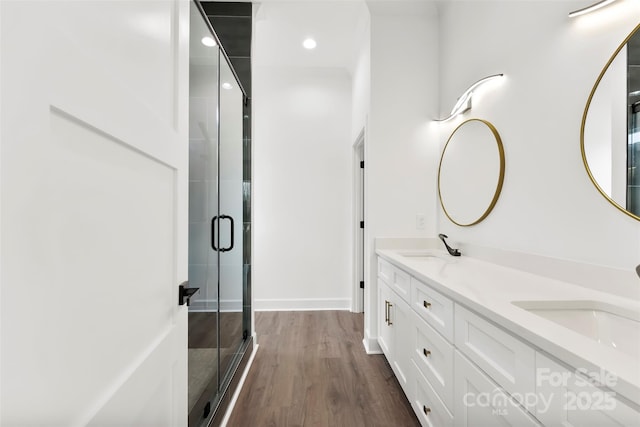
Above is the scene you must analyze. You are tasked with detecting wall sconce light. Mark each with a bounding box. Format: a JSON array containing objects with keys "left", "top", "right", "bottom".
[
  {"left": 435, "top": 74, "right": 504, "bottom": 122},
  {"left": 568, "top": 0, "right": 619, "bottom": 17}
]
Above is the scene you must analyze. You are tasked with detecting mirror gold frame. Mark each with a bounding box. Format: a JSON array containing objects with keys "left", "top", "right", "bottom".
[
  {"left": 580, "top": 22, "right": 640, "bottom": 222},
  {"left": 437, "top": 118, "right": 506, "bottom": 227}
]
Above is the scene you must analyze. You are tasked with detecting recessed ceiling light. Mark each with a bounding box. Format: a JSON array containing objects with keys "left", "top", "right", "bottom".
[
  {"left": 201, "top": 36, "right": 216, "bottom": 47},
  {"left": 222, "top": 82, "right": 233, "bottom": 90},
  {"left": 303, "top": 38, "right": 317, "bottom": 50}
]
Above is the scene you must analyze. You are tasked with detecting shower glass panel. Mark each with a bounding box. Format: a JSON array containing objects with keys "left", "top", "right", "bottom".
[
  {"left": 218, "top": 56, "right": 245, "bottom": 385},
  {"left": 188, "top": 2, "right": 219, "bottom": 422},
  {"left": 188, "top": 1, "right": 252, "bottom": 424},
  {"left": 629, "top": 103, "right": 639, "bottom": 215}
]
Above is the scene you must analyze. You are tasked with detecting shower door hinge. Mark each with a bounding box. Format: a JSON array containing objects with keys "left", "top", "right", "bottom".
[
  {"left": 360, "top": 281, "right": 365, "bottom": 289},
  {"left": 360, "top": 221, "right": 364, "bottom": 229},
  {"left": 360, "top": 161, "right": 364, "bottom": 168}
]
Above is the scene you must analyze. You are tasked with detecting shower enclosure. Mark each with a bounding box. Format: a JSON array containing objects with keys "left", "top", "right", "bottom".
[
  {"left": 629, "top": 102, "right": 639, "bottom": 215},
  {"left": 187, "top": 2, "right": 252, "bottom": 425}
]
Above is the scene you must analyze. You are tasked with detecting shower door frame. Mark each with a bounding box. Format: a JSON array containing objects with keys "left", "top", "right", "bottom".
[{"left": 188, "top": 1, "right": 252, "bottom": 426}]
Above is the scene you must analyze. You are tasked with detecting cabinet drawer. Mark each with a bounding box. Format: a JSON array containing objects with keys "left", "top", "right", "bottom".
[
  {"left": 378, "top": 257, "right": 393, "bottom": 285},
  {"left": 412, "top": 311, "right": 454, "bottom": 412},
  {"left": 455, "top": 351, "right": 541, "bottom": 427},
  {"left": 411, "top": 277, "right": 454, "bottom": 342},
  {"left": 535, "top": 353, "right": 640, "bottom": 427},
  {"left": 455, "top": 304, "right": 535, "bottom": 407},
  {"left": 412, "top": 360, "right": 453, "bottom": 427},
  {"left": 378, "top": 257, "right": 410, "bottom": 302}
]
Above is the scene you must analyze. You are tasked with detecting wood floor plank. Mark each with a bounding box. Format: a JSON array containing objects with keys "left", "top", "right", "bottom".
[{"left": 226, "top": 311, "right": 419, "bottom": 426}]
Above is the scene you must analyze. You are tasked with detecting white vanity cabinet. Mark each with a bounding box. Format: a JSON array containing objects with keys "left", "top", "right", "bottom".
[
  {"left": 455, "top": 304, "right": 536, "bottom": 409},
  {"left": 411, "top": 277, "right": 454, "bottom": 342},
  {"left": 379, "top": 257, "right": 411, "bottom": 302},
  {"left": 376, "top": 254, "right": 640, "bottom": 427},
  {"left": 410, "top": 276, "right": 455, "bottom": 419},
  {"left": 378, "top": 279, "right": 393, "bottom": 357},
  {"left": 377, "top": 277, "right": 412, "bottom": 396},
  {"left": 378, "top": 258, "right": 457, "bottom": 426},
  {"left": 412, "top": 360, "right": 454, "bottom": 427},
  {"left": 535, "top": 353, "right": 640, "bottom": 427},
  {"left": 454, "top": 351, "right": 541, "bottom": 426},
  {"left": 411, "top": 309, "right": 454, "bottom": 411}
]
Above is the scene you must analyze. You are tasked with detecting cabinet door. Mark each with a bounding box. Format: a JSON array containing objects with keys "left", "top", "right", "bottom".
[
  {"left": 536, "top": 353, "right": 640, "bottom": 427},
  {"left": 454, "top": 351, "right": 541, "bottom": 427},
  {"left": 455, "top": 304, "right": 535, "bottom": 408},
  {"left": 390, "top": 291, "right": 412, "bottom": 396},
  {"left": 378, "top": 280, "right": 394, "bottom": 360}
]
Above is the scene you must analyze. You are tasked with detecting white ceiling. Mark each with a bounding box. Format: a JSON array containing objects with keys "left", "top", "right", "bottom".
[{"left": 253, "top": 0, "right": 369, "bottom": 72}]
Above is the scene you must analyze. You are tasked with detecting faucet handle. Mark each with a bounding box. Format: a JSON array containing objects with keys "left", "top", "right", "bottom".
[{"left": 438, "top": 233, "right": 461, "bottom": 257}]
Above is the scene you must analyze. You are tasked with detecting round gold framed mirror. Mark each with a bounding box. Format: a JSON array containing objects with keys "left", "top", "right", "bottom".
[
  {"left": 581, "top": 22, "right": 640, "bottom": 221},
  {"left": 438, "top": 118, "right": 505, "bottom": 226}
]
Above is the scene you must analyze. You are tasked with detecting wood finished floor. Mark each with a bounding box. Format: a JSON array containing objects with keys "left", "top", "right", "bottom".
[
  {"left": 188, "top": 311, "right": 243, "bottom": 349},
  {"left": 226, "top": 311, "right": 419, "bottom": 426}
]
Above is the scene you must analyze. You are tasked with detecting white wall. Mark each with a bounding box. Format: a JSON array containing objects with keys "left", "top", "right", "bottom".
[
  {"left": 253, "top": 0, "right": 640, "bottom": 326},
  {"left": 253, "top": 66, "right": 353, "bottom": 310},
  {"left": 351, "top": 8, "right": 371, "bottom": 140},
  {"left": 435, "top": 1, "right": 640, "bottom": 293},
  {"left": 361, "top": 2, "right": 440, "bottom": 348}
]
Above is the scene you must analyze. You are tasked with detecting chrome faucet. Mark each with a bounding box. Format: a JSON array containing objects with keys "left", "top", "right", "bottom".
[{"left": 438, "top": 234, "right": 461, "bottom": 257}]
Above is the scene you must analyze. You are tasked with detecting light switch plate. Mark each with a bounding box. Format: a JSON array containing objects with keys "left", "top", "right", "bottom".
[{"left": 416, "top": 214, "right": 426, "bottom": 230}]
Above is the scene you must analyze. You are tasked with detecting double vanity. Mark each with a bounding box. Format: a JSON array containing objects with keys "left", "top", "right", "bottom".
[
  {"left": 376, "top": 248, "right": 640, "bottom": 426},
  {"left": 377, "top": 19, "right": 640, "bottom": 427}
]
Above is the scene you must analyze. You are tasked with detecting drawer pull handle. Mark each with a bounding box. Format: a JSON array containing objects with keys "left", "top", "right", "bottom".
[
  {"left": 387, "top": 303, "right": 393, "bottom": 325},
  {"left": 423, "top": 300, "right": 431, "bottom": 309},
  {"left": 423, "top": 348, "right": 431, "bottom": 358},
  {"left": 423, "top": 405, "right": 431, "bottom": 415}
]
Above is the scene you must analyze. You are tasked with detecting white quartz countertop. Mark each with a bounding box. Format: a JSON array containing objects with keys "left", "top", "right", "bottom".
[{"left": 376, "top": 248, "right": 640, "bottom": 403}]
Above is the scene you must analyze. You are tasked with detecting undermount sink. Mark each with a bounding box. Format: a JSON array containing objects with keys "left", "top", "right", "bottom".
[
  {"left": 396, "top": 251, "right": 445, "bottom": 262},
  {"left": 512, "top": 300, "right": 640, "bottom": 358}
]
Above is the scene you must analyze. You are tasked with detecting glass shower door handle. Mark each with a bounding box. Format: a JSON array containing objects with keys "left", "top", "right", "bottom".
[
  {"left": 219, "top": 215, "right": 234, "bottom": 252},
  {"left": 211, "top": 216, "right": 219, "bottom": 251}
]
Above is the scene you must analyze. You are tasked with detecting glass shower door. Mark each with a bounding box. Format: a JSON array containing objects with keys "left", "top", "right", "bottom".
[
  {"left": 629, "top": 102, "right": 639, "bottom": 216},
  {"left": 217, "top": 56, "right": 245, "bottom": 384},
  {"left": 187, "top": 2, "right": 219, "bottom": 423},
  {"left": 187, "top": 2, "right": 251, "bottom": 424}
]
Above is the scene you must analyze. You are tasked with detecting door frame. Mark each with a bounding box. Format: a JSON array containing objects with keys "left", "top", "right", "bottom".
[{"left": 351, "top": 128, "right": 365, "bottom": 313}]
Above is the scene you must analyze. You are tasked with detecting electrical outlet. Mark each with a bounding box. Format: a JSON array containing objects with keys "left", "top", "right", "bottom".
[{"left": 416, "top": 214, "right": 426, "bottom": 230}]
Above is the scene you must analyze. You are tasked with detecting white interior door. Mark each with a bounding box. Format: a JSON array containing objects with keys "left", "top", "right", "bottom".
[{"left": 0, "top": 1, "right": 189, "bottom": 425}]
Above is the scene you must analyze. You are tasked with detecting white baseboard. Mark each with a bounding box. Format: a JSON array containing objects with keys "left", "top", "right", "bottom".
[
  {"left": 219, "top": 343, "right": 259, "bottom": 427},
  {"left": 362, "top": 336, "right": 382, "bottom": 354},
  {"left": 255, "top": 298, "right": 351, "bottom": 311}
]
